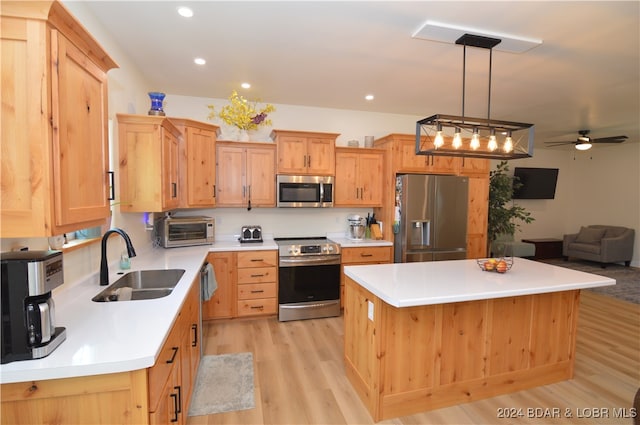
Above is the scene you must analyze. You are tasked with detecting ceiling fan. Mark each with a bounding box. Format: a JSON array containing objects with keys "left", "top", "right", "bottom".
[{"left": 545, "top": 130, "right": 628, "bottom": 151}]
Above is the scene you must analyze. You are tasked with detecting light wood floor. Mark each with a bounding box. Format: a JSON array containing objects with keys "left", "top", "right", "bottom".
[{"left": 188, "top": 291, "right": 639, "bottom": 425}]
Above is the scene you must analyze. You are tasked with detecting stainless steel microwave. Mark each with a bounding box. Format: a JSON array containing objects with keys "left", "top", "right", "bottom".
[
  {"left": 277, "top": 175, "right": 333, "bottom": 208},
  {"left": 155, "top": 215, "right": 215, "bottom": 248}
]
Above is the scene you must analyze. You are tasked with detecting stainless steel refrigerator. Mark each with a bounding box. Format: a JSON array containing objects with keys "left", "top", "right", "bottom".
[{"left": 394, "top": 174, "right": 468, "bottom": 263}]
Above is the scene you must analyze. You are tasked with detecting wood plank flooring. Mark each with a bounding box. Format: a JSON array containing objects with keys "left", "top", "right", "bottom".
[{"left": 187, "top": 291, "right": 639, "bottom": 424}]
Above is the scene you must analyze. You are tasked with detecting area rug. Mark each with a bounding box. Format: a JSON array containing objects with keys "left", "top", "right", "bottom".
[
  {"left": 540, "top": 258, "right": 640, "bottom": 304},
  {"left": 188, "top": 352, "right": 255, "bottom": 417}
]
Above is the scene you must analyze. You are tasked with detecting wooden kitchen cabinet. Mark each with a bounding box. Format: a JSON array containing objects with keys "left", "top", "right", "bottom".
[
  {"left": 171, "top": 118, "right": 220, "bottom": 208},
  {"left": 399, "top": 135, "right": 461, "bottom": 173},
  {"left": 216, "top": 142, "right": 276, "bottom": 208},
  {"left": 237, "top": 251, "right": 278, "bottom": 317},
  {"left": 340, "top": 245, "right": 392, "bottom": 308},
  {"left": 334, "top": 147, "right": 384, "bottom": 207},
  {"left": 459, "top": 157, "right": 490, "bottom": 177},
  {"left": 202, "top": 252, "right": 236, "bottom": 319},
  {"left": 117, "top": 114, "right": 181, "bottom": 212},
  {"left": 203, "top": 250, "right": 278, "bottom": 320},
  {"left": 271, "top": 129, "right": 339, "bottom": 175},
  {"left": 0, "top": 1, "right": 118, "bottom": 237},
  {"left": 467, "top": 176, "right": 489, "bottom": 258}
]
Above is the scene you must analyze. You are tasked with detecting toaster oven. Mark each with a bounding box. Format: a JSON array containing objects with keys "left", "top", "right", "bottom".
[{"left": 156, "top": 216, "right": 215, "bottom": 248}]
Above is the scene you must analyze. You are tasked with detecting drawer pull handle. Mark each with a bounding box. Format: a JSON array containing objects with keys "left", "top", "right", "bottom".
[
  {"left": 191, "top": 324, "right": 198, "bottom": 347},
  {"left": 170, "top": 393, "right": 179, "bottom": 422},
  {"left": 250, "top": 259, "right": 264, "bottom": 262},
  {"left": 250, "top": 290, "right": 264, "bottom": 294},
  {"left": 360, "top": 253, "right": 373, "bottom": 257},
  {"left": 250, "top": 274, "right": 265, "bottom": 278},
  {"left": 250, "top": 305, "right": 264, "bottom": 309},
  {"left": 166, "top": 346, "right": 179, "bottom": 364}
]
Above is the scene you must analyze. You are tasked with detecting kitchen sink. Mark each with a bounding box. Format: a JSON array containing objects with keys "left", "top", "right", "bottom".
[{"left": 92, "top": 269, "right": 185, "bottom": 302}]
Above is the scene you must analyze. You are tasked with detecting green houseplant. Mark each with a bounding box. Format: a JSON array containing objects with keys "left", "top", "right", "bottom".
[{"left": 487, "top": 161, "right": 534, "bottom": 255}]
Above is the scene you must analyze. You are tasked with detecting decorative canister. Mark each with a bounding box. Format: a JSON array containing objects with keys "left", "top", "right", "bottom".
[{"left": 148, "top": 92, "right": 166, "bottom": 116}]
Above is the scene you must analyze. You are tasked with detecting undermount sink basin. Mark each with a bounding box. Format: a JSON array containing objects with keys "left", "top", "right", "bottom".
[{"left": 92, "top": 269, "right": 185, "bottom": 302}]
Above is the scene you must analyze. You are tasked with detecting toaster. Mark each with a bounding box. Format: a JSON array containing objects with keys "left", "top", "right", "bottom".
[{"left": 239, "top": 225, "right": 263, "bottom": 243}]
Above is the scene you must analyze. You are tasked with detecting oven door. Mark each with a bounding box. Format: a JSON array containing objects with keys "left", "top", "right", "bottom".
[{"left": 278, "top": 256, "right": 340, "bottom": 304}]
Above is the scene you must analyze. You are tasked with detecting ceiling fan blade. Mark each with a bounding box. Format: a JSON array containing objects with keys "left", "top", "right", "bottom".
[
  {"left": 592, "top": 135, "right": 628, "bottom": 143},
  {"left": 544, "top": 141, "right": 575, "bottom": 146}
]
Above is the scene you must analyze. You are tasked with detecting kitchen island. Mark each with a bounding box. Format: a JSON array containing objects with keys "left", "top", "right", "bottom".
[{"left": 343, "top": 258, "right": 615, "bottom": 421}]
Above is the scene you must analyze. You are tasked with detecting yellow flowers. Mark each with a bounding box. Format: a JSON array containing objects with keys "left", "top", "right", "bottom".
[{"left": 208, "top": 91, "right": 275, "bottom": 131}]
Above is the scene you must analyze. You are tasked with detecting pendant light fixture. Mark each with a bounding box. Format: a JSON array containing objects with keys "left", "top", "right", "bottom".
[{"left": 416, "top": 33, "right": 534, "bottom": 160}]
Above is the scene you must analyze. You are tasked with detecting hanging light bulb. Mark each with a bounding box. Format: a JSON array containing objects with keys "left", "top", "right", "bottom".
[
  {"left": 503, "top": 132, "right": 513, "bottom": 153},
  {"left": 488, "top": 129, "right": 498, "bottom": 151},
  {"left": 434, "top": 123, "right": 444, "bottom": 148},
  {"left": 452, "top": 127, "right": 462, "bottom": 149},
  {"left": 470, "top": 128, "right": 480, "bottom": 150}
]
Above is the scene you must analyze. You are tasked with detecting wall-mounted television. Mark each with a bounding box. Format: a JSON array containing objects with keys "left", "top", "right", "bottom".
[{"left": 512, "top": 167, "right": 559, "bottom": 199}]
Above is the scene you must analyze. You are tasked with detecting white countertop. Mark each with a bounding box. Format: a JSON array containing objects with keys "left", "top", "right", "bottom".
[
  {"left": 344, "top": 258, "right": 616, "bottom": 308},
  {"left": 327, "top": 234, "right": 393, "bottom": 248},
  {"left": 0, "top": 237, "right": 279, "bottom": 384}
]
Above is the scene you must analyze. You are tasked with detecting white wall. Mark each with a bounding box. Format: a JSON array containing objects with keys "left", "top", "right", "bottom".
[{"left": 491, "top": 142, "right": 640, "bottom": 266}]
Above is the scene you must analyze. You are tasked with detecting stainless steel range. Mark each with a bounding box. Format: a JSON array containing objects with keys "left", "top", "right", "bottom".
[{"left": 275, "top": 237, "right": 341, "bottom": 322}]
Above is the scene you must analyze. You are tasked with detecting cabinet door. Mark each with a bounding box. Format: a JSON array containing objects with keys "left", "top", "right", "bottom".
[
  {"left": 277, "top": 136, "right": 307, "bottom": 174},
  {"left": 0, "top": 18, "right": 50, "bottom": 236},
  {"left": 306, "top": 138, "right": 335, "bottom": 175},
  {"left": 399, "top": 139, "right": 430, "bottom": 171},
  {"left": 216, "top": 145, "right": 245, "bottom": 206},
  {"left": 358, "top": 152, "right": 383, "bottom": 205},
  {"left": 334, "top": 152, "right": 359, "bottom": 205},
  {"left": 202, "top": 252, "right": 236, "bottom": 319},
  {"left": 246, "top": 146, "right": 276, "bottom": 207},
  {"left": 150, "top": 364, "right": 182, "bottom": 425},
  {"left": 162, "top": 129, "right": 180, "bottom": 210},
  {"left": 52, "top": 32, "right": 111, "bottom": 226},
  {"left": 184, "top": 127, "right": 216, "bottom": 207},
  {"left": 467, "top": 177, "right": 489, "bottom": 258}
]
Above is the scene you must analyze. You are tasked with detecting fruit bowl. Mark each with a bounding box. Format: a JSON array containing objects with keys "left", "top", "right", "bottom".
[{"left": 476, "top": 258, "right": 513, "bottom": 273}]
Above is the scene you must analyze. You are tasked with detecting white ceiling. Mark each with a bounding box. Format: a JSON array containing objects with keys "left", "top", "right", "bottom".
[{"left": 81, "top": 1, "right": 639, "bottom": 149}]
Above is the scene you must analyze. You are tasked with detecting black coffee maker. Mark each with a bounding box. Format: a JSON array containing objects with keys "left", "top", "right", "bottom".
[{"left": 1, "top": 250, "right": 67, "bottom": 364}]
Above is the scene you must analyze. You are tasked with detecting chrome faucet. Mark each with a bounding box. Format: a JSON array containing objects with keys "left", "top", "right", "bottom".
[{"left": 100, "top": 228, "right": 137, "bottom": 286}]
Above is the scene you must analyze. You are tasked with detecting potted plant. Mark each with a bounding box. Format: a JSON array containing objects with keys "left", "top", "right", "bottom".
[{"left": 487, "top": 161, "right": 534, "bottom": 255}]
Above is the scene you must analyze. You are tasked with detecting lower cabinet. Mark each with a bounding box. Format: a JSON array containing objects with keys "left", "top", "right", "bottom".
[
  {"left": 202, "top": 250, "right": 278, "bottom": 320},
  {"left": 340, "top": 246, "right": 392, "bottom": 308},
  {"left": 148, "top": 276, "right": 201, "bottom": 425},
  {"left": 0, "top": 276, "right": 201, "bottom": 425}
]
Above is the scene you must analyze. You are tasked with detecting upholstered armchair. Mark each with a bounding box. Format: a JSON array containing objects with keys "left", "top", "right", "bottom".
[{"left": 563, "top": 225, "right": 635, "bottom": 267}]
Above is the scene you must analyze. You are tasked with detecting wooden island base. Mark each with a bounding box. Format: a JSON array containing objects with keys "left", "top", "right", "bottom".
[{"left": 343, "top": 276, "right": 581, "bottom": 421}]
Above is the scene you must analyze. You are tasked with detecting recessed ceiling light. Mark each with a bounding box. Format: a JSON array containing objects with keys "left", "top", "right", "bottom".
[
  {"left": 194, "top": 57, "right": 206, "bottom": 65},
  {"left": 177, "top": 6, "right": 194, "bottom": 18},
  {"left": 241, "top": 82, "right": 251, "bottom": 89},
  {"left": 365, "top": 94, "right": 374, "bottom": 101}
]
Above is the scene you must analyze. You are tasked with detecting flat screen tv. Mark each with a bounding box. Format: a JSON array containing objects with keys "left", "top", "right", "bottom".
[{"left": 512, "top": 167, "right": 559, "bottom": 199}]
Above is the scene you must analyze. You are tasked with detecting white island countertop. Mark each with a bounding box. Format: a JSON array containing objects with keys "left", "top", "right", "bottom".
[{"left": 344, "top": 258, "right": 615, "bottom": 308}]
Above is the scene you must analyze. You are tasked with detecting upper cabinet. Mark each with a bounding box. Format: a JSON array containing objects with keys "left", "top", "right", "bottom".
[
  {"left": 271, "top": 130, "right": 339, "bottom": 176},
  {"left": 0, "top": 1, "right": 118, "bottom": 237},
  {"left": 170, "top": 118, "right": 220, "bottom": 208},
  {"left": 216, "top": 142, "right": 276, "bottom": 208},
  {"left": 397, "top": 135, "right": 461, "bottom": 174},
  {"left": 334, "top": 147, "right": 384, "bottom": 207},
  {"left": 117, "top": 114, "right": 181, "bottom": 212}
]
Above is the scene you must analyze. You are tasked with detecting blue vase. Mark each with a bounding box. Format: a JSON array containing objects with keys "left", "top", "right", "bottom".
[{"left": 148, "top": 92, "right": 166, "bottom": 116}]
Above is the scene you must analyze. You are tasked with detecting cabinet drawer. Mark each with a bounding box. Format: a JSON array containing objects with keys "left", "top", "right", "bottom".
[
  {"left": 237, "top": 298, "right": 277, "bottom": 316},
  {"left": 237, "top": 250, "right": 277, "bottom": 268},
  {"left": 238, "top": 282, "right": 277, "bottom": 300},
  {"left": 148, "top": 321, "right": 181, "bottom": 412},
  {"left": 342, "top": 246, "right": 392, "bottom": 264},
  {"left": 237, "top": 266, "right": 277, "bottom": 284}
]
